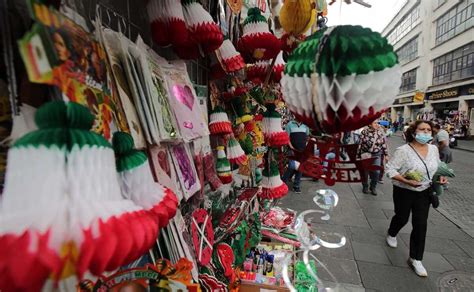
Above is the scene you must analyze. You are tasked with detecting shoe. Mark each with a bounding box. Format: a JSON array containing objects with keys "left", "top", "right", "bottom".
[
  {"left": 408, "top": 258, "right": 428, "bottom": 277},
  {"left": 293, "top": 188, "right": 302, "bottom": 194},
  {"left": 378, "top": 180, "right": 384, "bottom": 184},
  {"left": 370, "top": 188, "right": 378, "bottom": 196},
  {"left": 362, "top": 186, "right": 369, "bottom": 194},
  {"left": 386, "top": 235, "right": 397, "bottom": 248}
]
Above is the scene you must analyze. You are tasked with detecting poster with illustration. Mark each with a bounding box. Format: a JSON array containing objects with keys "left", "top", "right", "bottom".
[
  {"left": 18, "top": 1, "right": 129, "bottom": 140},
  {"left": 161, "top": 61, "right": 209, "bottom": 142},
  {"left": 148, "top": 145, "right": 182, "bottom": 201},
  {"left": 101, "top": 28, "right": 146, "bottom": 148},
  {"left": 170, "top": 143, "right": 201, "bottom": 201}
]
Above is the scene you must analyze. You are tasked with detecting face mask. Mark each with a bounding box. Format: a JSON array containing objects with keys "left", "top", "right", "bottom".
[{"left": 415, "top": 133, "right": 432, "bottom": 144}]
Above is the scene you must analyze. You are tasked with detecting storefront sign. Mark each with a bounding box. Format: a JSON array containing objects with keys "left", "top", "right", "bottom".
[
  {"left": 427, "top": 84, "right": 474, "bottom": 100},
  {"left": 393, "top": 96, "right": 413, "bottom": 105},
  {"left": 414, "top": 91, "right": 425, "bottom": 103}
]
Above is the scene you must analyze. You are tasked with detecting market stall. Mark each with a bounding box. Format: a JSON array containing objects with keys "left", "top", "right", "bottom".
[{"left": 0, "top": 0, "right": 400, "bottom": 291}]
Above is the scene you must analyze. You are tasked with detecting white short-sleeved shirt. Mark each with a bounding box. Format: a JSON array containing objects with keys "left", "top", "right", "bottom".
[{"left": 385, "top": 144, "right": 440, "bottom": 192}]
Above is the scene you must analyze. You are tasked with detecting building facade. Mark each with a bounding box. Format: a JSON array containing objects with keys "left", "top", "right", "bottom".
[{"left": 383, "top": 0, "right": 474, "bottom": 136}]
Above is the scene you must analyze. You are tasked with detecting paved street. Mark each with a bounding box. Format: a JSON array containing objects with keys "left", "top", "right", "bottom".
[{"left": 279, "top": 136, "right": 474, "bottom": 291}]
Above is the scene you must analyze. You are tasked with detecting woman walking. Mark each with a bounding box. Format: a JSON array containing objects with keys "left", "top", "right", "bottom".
[
  {"left": 358, "top": 119, "right": 389, "bottom": 195},
  {"left": 385, "top": 120, "right": 448, "bottom": 277}
]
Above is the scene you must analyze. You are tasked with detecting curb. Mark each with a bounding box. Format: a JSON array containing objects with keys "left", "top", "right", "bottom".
[{"left": 454, "top": 146, "right": 474, "bottom": 153}]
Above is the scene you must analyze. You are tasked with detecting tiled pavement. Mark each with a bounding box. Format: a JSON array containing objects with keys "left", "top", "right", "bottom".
[{"left": 278, "top": 139, "right": 474, "bottom": 291}]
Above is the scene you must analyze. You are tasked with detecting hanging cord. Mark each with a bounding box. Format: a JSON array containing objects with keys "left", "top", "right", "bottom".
[{"left": 0, "top": 0, "right": 19, "bottom": 115}]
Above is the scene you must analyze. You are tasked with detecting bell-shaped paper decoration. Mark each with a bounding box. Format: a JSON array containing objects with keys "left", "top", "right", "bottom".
[
  {"left": 279, "top": 0, "right": 316, "bottom": 36},
  {"left": 210, "top": 55, "right": 226, "bottom": 80},
  {"left": 246, "top": 60, "right": 269, "bottom": 84},
  {"left": 238, "top": 7, "right": 281, "bottom": 61},
  {"left": 280, "top": 33, "right": 306, "bottom": 53},
  {"left": 113, "top": 132, "right": 178, "bottom": 229},
  {"left": 281, "top": 25, "right": 401, "bottom": 133},
  {"left": 217, "top": 38, "right": 245, "bottom": 73},
  {"left": 260, "top": 160, "right": 288, "bottom": 199},
  {"left": 216, "top": 146, "right": 232, "bottom": 184},
  {"left": 0, "top": 102, "right": 159, "bottom": 291},
  {"left": 209, "top": 106, "right": 233, "bottom": 135},
  {"left": 147, "top": 0, "right": 170, "bottom": 46},
  {"left": 262, "top": 104, "right": 289, "bottom": 147},
  {"left": 226, "top": 136, "right": 247, "bottom": 165},
  {"left": 148, "top": 0, "right": 189, "bottom": 47},
  {"left": 273, "top": 51, "right": 286, "bottom": 83},
  {"left": 182, "top": 0, "right": 224, "bottom": 55}
]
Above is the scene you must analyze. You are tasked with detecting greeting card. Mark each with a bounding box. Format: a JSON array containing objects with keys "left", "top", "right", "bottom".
[
  {"left": 148, "top": 145, "right": 183, "bottom": 202},
  {"left": 161, "top": 60, "right": 209, "bottom": 142},
  {"left": 170, "top": 143, "right": 201, "bottom": 200}
]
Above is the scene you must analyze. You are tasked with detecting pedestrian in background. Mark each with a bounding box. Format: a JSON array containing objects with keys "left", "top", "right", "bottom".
[
  {"left": 433, "top": 124, "right": 453, "bottom": 164},
  {"left": 358, "top": 119, "right": 389, "bottom": 195},
  {"left": 282, "top": 120, "right": 309, "bottom": 194},
  {"left": 385, "top": 120, "right": 448, "bottom": 277}
]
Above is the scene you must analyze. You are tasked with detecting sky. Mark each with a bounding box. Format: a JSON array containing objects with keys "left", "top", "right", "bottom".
[{"left": 325, "top": 0, "right": 408, "bottom": 32}]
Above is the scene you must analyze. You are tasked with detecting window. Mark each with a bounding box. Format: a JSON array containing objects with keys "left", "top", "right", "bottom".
[
  {"left": 436, "top": 0, "right": 447, "bottom": 9},
  {"left": 387, "top": 4, "right": 421, "bottom": 45},
  {"left": 435, "top": 0, "right": 474, "bottom": 45},
  {"left": 396, "top": 36, "right": 419, "bottom": 64},
  {"left": 432, "top": 42, "right": 474, "bottom": 85},
  {"left": 400, "top": 68, "right": 417, "bottom": 93}
]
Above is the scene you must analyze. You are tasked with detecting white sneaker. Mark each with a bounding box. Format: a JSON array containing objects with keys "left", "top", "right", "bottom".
[
  {"left": 386, "top": 235, "right": 397, "bottom": 248},
  {"left": 408, "top": 258, "right": 428, "bottom": 277}
]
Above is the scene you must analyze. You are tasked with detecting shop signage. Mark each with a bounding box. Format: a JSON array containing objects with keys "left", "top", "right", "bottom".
[
  {"left": 427, "top": 84, "right": 474, "bottom": 100},
  {"left": 393, "top": 96, "right": 413, "bottom": 105},
  {"left": 414, "top": 91, "right": 425, "bottom": 103}
]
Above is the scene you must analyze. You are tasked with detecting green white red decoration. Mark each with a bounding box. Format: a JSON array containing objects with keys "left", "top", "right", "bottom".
[
  {"left": 209, "top": 106, "right": 233, "bottom": 135},
  {"left": 0, "top": 101, "right": 159, "bottom": 291},
  {"left": 238, "top": 7, "right": 281, "bottom": 61},
  {"left": 260, "top": 160, "right": 288, "bottom": 199},
  {"left": 216, "top": 146, "right": 232, "bottom": 184},
  {"left": 217, "top": 38, "right": 245, "bottom": 73},
  {"left": 182, "top": 0, "right": 223, "bottom": 55},
  {"left": 147, "top": 0, "right": 188, "bottom": 47},
  {"left": 246, "top": 60, "right": 269, "bottom": 84},
  {"left": 281, "top": 25, "right": 401, "bottom": 133},
  {"left": 273, "top": 51, "right": 285, "bottom": 83},
  {"left": 262, "top": 104, "right": 289, "bottom": 147},
  {"left": 113, "top": 132, "right": 179, "bottom": 229},
  {"left": 226, "top": 136, "right": 247, "bottom": 165}
]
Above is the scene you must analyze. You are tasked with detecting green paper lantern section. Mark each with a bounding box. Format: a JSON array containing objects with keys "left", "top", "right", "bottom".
[{"left": 281, "top": 25, "right": 401, "bottom": 133}]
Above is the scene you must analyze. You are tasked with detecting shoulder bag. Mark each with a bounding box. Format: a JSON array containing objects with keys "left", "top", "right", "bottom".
[{"left": 408, "top": 144, "right": 439, "bottom": 208}]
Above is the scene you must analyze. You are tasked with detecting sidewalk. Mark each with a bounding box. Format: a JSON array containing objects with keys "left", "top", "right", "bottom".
[{"left": 279, "top": 179, "right": 474, "bottom": 291}]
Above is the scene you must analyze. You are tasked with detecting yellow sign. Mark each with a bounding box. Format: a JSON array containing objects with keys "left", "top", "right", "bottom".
[{"left": 414, "top": 91, "right": 425, "bottom": 103}]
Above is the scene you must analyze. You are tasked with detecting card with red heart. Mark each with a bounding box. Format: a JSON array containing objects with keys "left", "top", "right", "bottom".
[{"left": 148, "top": 145, "right": 182, "bottom": 201}]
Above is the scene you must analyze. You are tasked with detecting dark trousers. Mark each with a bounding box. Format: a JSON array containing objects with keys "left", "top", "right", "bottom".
[
  {"left": 282, "top": 160, "right": 302, "bottom": 189},
  {"left": 362, "top": 153, "right": 382, "bottom": 189},
  {"left": 388, "top": 185, "right": 431, "bottom": 260}
]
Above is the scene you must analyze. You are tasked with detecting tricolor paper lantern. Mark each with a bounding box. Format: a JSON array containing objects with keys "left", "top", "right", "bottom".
[
  {"left": 260, "top": 161, "right": 288, "bottom": 199},
  {"left": 0, "top": 101, "right": 159, "bottom": 291},
  {"left": 246, "top": 60, "right": 269, "bottom": 84},
  {"left": 281, "top": 25, "right": 401, "bottom": 133},
  {"left": 182, "top": 0, "right": 223, "bottom": 54},
  {"left": 262, "top": 104, "right": 289, "bottom": 147},
  {"left": 273, "top": 51, "right": 286, "bottom": 83},
  {"left": 226, "top": 136, "right": 247, "bottom": 165},
  {"left": 237, "top": 7, "right": 281, "bottom": 61},
  {"left": 209, "top": 106, "right": 233, "bottom": 135},
  {"left": 148, "top": 0, "right": 189, "bottom": 46},
  {"left": 113, "top": 132, "right": 178, "bottom": 229},
  {"left": 216, "top": 146, "right": 232, "bottom": 184},
  {"left": 216, "top": 39, "right": 245, "bottom": 73}
]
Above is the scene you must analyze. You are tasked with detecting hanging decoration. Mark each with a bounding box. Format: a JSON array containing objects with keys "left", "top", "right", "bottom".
[
  {"left": 191, "top": 208, "right": 214, "bottom": 266},
  {"left": 216, "top": 38, "right": 246, "bottom": 73},
  {"left": 279, "top": 0, "right": 316, "bottom": 53},
  {"left": 216, "top": 146, "right": 233, "bottom": 184},
  {"left": 246, "top": 60, "right": 269, "bottom": 84},
  {"left": 182, "top": 0, "right": 224, "bottom": 55},
  {"left": 226, "top": 136, "right": 247, "bottom": 165},
  {"left": 113, "top": 132, "right": 179, "bottom": 229},
  {"left": 273, "top": 51, "right": 286, "bottom": 83},
  {"left": 260, "top": 160, "right": 288, "bottom": 200},
  {"left": 281, "top": 25, "right": 401, "bottom": 133},
  {"left": 262, "top": 104, "right": 289, "bottom": 147},
  {"left": 209, "top": 106, "right": 233, "bottom": 135},
  {"left": 0, "top": 101, "right": 160, "bottom": 291},
  {"left": 237, "top": 7, "right": 281, "bottom": 61},
  {"left": 147, "top": 0, "right": 189, "bottom": 47}
]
